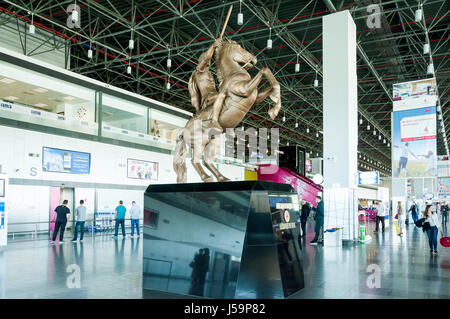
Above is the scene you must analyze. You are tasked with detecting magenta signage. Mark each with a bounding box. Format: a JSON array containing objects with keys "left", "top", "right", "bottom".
[
  {"left": 257, "top": 164, "right": 322, "bottom": 205},
  {"left": 50, "top": 187, "right": 60, "bottom": 232}
]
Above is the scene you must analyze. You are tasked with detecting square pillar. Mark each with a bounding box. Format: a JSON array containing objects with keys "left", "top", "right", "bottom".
[
  {"left": 322, "top": 11, "right": 358, "bottom": 241},
  {"left": 323, "top": 10, "right": 358, "bottom": 189}
]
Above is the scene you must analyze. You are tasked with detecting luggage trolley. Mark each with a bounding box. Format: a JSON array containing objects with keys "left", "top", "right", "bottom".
[{"left": 93, "top": 212, "right": 115, "bottom": 234}]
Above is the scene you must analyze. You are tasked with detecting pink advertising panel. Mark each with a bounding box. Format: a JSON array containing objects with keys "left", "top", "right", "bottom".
[
  {"left": 50, "top": 187, "right": 60, "bottom": 232},
  {"left": 257, "top": 164, "right": 322, "bottom": 205}
]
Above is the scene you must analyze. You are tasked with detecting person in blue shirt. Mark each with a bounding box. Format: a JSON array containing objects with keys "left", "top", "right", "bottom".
[
  {"left": 113, "top": 200, "right": 127, "bottom": 238},
  {"left": 408, "top": 201, "right": 419, "bottom": 223}
]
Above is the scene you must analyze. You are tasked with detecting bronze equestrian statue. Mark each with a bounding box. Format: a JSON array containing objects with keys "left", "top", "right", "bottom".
[{"left": 173, "top": 8, "right": 281, "bottom": 183}]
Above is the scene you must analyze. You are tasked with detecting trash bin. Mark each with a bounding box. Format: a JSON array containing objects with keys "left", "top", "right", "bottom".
[
  {"left": 324, "top": 228, "right": 342, "bottom": 247},
  {"left": 359, "top": 224, "right": 366, "bottom": 243}
]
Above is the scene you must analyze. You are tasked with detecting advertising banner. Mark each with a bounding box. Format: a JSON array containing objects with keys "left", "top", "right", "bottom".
[
  {"left": 127, "top": 159, "right": 158, "bottom": 181},
  {"left": 305, "top": 160, "right": 312, "bottom": 173},
  {"left": 392, "top": 78, "right": 437, "bottom": 179},
  {"left": 437, "top": 160, "right": 450, "bottom": 177},
  {"left": 393, "top": 78, "right": 437, "bottom": 110},
  {"left": 42, "top": 147, "right": 91, "bottom": 174},
  {"left": 392, "top": 106, "right": 437, "bottom": 178},
  {"left": 438, "top": 177, "right": 450, "bottom": 197}
]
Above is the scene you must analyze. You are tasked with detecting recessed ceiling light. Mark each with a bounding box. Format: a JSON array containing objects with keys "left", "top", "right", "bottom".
[
  {"left": 63, "top": 96, "right": 75, "bottom": 101},
  {"left": 34, "top": 103, "right": 48, "bottom": 107},
  {"left": 33, "top": 88, "right": 48, "bottom": 93},
  {"left": 4, "top": 96, "right": 19, "bottom": 101},
  {"left": 0, "top": 78, "right": 16, "bottom": 84}
]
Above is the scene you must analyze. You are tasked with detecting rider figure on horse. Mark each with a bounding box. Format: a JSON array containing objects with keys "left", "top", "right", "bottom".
[{"left": 188, "top": 38, "right": 224, "bottom": 131}]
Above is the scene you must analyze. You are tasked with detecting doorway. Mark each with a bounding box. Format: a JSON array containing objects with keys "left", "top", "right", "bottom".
[{"left": 49, "top": 187, "right": 75, "bottom": 234}]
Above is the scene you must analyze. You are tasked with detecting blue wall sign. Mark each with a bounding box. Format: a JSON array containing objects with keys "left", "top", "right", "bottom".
[
  {"left": 0, "top": 202, "right": 5, "bottom": 229},
  {"left": 358, "top": 171, "right": 380, "bottom": 185}
]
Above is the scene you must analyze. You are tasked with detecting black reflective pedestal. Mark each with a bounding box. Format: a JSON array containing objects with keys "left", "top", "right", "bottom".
[{"left": 142, "top": 181, "right": 304, "bottom": 299}]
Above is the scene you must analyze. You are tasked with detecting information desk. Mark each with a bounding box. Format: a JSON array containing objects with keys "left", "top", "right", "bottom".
[{"left": 142, "top": 181, "right": 305, "bottom": 299}]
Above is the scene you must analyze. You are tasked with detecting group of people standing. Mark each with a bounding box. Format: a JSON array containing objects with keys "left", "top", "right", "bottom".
[
  {"left": 51, "top": 199, "right": 87, "bottom": 243},
  {"left": 298, "top": 196, "right": 324, "bottom": 245},
  {"left": 50, "top": 200, "right": 142, "bottom": 244},
  {"left": 111, "top": 200, "right": 142, "bottom": 239}
]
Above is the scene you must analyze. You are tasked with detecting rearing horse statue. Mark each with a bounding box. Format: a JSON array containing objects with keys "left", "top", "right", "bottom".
[{"left": 173, "top": 39, "right": 281, "bottom": 183}]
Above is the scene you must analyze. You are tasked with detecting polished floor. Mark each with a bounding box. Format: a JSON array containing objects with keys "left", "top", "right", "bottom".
[{"left": 0, "top": 219, "right": 449, "bottom": 299}]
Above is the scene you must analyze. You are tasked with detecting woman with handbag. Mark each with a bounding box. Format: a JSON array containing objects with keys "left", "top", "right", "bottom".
[
  {"left": 423, "top": 204, "right": 440, "bottom": 255},
  {"left": 396, "top": 202, "right": 404, "bottom": 236}
]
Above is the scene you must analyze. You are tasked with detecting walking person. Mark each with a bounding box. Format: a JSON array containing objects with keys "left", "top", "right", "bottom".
[
  {"left": 441, "top": 201, "right": 448, "bottom": 225},
  {"left": 112, "top": 200, "right": 126, "bottom": 239},
  {"left": 51, "top": 200, "right": 71, "bottom": 244},
  {"left": 423, "top": 204, "right": 441, "bottom": 255},
  {"left": 374, "top": 201, "right": 385, "bottom": 233},
  {"left": 129, "top": 201, "right": 141, "bottom": 238},
  {"left": 71, "top": 200, "right": 87, "bottom": 242},
  {"left": 408, "top": 201, "right": 419, "bottom": 223},
  {"left": 396, "top": 201, "right": 404, "bottom": 236},
  {"left": 310, "top": 196, "right": 324, "bottom": 245},
  {"left": 300, "top": 200, "right": 310, "bottom": 237}
]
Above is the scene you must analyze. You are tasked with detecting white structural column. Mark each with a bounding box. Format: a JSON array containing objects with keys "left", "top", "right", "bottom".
[{"left": 322, "top": 11, "right": 358, "bottom": 242}]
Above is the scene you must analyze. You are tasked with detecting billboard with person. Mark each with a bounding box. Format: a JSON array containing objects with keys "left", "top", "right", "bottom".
[
  {"left": 392, "top": 78, "right": 437, "bottom": 179},
  {"left": 127, "top": 159, "right": 158, "bottom": 181}
]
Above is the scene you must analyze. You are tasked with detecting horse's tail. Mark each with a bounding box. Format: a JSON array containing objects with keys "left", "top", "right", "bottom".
[{"left": 173, "top": 130, "right": 187, "bottom": 183}]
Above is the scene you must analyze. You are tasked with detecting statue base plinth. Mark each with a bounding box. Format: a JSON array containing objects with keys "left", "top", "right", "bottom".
[{"left": 142, "top": 181, "right": 305, "bottom": 299}]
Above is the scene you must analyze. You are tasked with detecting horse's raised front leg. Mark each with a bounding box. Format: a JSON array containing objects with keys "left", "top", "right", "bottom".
[
  {"left": 229, "top": 68, "right": 266, "bottom": 97},
  {"left": 230, "top": 67, "right": 281, "bottom": 120},
  {"left": 259, "top": 67, "right": 281, "bottom": 120}
]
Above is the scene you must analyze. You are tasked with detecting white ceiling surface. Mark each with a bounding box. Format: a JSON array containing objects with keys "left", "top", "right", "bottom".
[{"left": 0, "top": 77, "right": 86, "bottom": 111}]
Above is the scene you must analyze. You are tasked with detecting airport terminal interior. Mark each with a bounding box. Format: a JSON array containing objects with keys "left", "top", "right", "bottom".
[{"left": 0, "top": 0, "right": 449, "bottom": 300}]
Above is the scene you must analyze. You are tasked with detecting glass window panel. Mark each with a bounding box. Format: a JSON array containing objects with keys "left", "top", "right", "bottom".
[
  {"left": 102, "top": 94, "right": 147, "bottom": 134},
  {"left": 0, "top": 60, "right": 96, "bottom": 135},
  {"left": 149, "top": 109, "right": 188, "bottom": 142}
]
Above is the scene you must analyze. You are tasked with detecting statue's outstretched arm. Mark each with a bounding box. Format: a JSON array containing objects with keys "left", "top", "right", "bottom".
[
  {"left": 197, "top": 38, "right": 222, "bottom": 72},
  {"left": 188, "top": 75, "right": 200, "bottom": 112}
]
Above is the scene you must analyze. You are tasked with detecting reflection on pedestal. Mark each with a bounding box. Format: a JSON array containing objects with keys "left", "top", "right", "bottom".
[{"left": 142, "top": 181, "right": 305, "bottom": 299}]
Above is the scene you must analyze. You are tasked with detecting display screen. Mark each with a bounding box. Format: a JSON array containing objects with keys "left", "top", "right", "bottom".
[
  {"left": 127, "top": 158, "right": 158, "bottom": 181},
  {"left": 358, "top": 171, "right": 380, "bottom": 185},
  {"left": 298, "top": 149, "right": 305, "bottom": 176},
  {"left": 42, "top": 147, "right": 91, "bottom": 174},
  {"left": 268, "top": 196, "right": 289, "bottom": 210},
  {"left": 305, "top": 160, "right": 312, "bottom": 172}
]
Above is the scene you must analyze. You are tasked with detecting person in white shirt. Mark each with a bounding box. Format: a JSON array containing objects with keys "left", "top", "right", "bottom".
[
  {"left": 129, "top": 201, "right": 141, "bottom": 237},
  {"left": 418, "top": 150, "right": 437, "bottom": 176},
  {"left": 374, "top": 201, "right": 385, "bottom": 233},
  {"left": 394, "top": 142, "right": 417, "bottom": 177},
  {"left": 424, "top": 204, "right": 440, "bottom": 255}
]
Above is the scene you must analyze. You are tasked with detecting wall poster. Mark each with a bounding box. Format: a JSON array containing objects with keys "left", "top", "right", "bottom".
[{"left": 127, "top": 158, "right": 158, "bottom": 181}]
